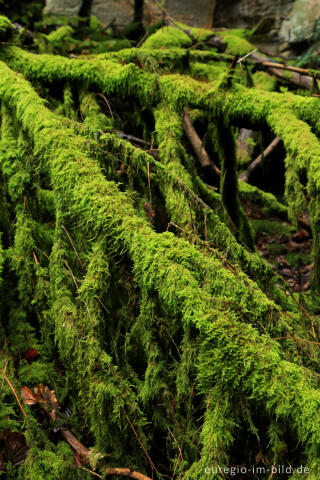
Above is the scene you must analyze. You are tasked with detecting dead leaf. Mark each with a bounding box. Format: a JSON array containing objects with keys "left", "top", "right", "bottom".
[
  {"left": 292, "top": 229, "right": 310, "bottom": 242},
  {"left": 23, "top": 348, "right": 40, "bottom": 363},
  {"left": 21, "top": 384, "right": 59, "bottom": 421},
  {"left": 39, "top": 385, "right": 59, "bottom": 421},
  {"left": 20, "top": 386, "right": 38, "bottom": 405}
]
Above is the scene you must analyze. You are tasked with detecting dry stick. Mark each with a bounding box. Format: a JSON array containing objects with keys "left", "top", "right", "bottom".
[
  {"left": 105, "top": 468, "right": 153, "bottom": 480},
  {"left": 0, "top": 368, "right": 27, "bottom": 417},
  {"left": 116, "top": 131, "right": 151, "bottom": 147},
  {"left": 262, "top": 61, "right": 320, "bottom": 79},
  {"left": 63, "top": 431, "right": 153, "bottom": 480},
  {"left": 63, "top": 260, "right": 79, "bottom": 289},
  {"left": 289, "top": 292, "right": 317, "bottom": 340},
  {"left": 237, "top": 49, "right": 257, "bottom": 65},
  {"left": 268, "top": 67, "right": 314, "bottom": 91},
  {"left": 96, "top": 93, "right": 114, "bottom": 119},
  {"left": 61, "top": 429, "right": 91, "bottom": 463},
  {"left": 123, "top": 409, "right": 158, "bottom": 475},
  {"left": 168, "top": 428, "right": 183, "bottom": 479},
  {"left": 239, "top": 136, "right": 281, "bottom": 182},
  {"left": 273, "top": 337, "right": 320, "bottom": 346},
  {"left": 78, "top": 466, "right": 103, "bottom": 479},
  {"left": 182, "top": 110, "right": 221, "bottom": 176},
  {"left": 62, "top": 224, "right": 83, "bottom": 268}
]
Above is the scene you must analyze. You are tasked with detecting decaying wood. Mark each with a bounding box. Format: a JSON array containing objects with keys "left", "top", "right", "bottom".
[
  {"left": 105, "top": 468, "right": 153, "bottom": 480},
  {"left": 269, "top": 68, "right": 314, "bottom": 90},
  {"left": 182, "top": 110, "right": 221, "bottom": 175},
  {"left": 239, "top": 136, "right": 281, "bottom": 182}
]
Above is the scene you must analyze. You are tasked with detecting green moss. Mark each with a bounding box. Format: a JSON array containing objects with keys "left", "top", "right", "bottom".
[
  {"left": 35, "top": 26, "right": 75, "bottom": 55},
  {"left": 285, "top": 251, "right": 311, "bottom": 267},
  {"left": 253, "top": 71, "right": 277, "bottom": 91},
  {"left": 1, "top": 20, "right": 320, "bottom": 478},
  {"left": 251, "top": 219, "right": 292, "bottom": 237},
  {"left": 239, "top": 181, "right": 288, "bottom": 218},
  {"left": 143, "top": 26, "right": 192, "bottom": 49},
  {"left": 0, "top": 15, "right": 14, "bottom": 41},
  {"left": 218, "top": 30, "right": 256, "bottom": 56}
]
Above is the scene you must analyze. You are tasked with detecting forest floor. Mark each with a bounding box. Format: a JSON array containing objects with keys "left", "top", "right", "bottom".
[{"left": 245, "top": 201, "right": 312, "bottom": 292}]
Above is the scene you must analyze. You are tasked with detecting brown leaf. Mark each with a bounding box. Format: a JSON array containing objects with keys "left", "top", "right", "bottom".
[
  {"left": 20, "top": 386, "right": 38, "bottom": 405},
  {"left": 28, "top": 384, "right": 60, "bottom": 421},
  {"left": 292, "top": 228, "right": 310, "bottom": 242},
  {"left": 41, "top": 385, "right": 59, "bottom": 421},
  {"left": 4, "top": 432, "right": 28, "bottom": 467},
  {"left": 23, "top": 348, "right": 40, "bottom": 363}
]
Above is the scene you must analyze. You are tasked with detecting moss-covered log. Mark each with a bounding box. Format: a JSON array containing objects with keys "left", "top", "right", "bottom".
[{"left": 1, "top": 16, "right": 320, "bottom": 480}]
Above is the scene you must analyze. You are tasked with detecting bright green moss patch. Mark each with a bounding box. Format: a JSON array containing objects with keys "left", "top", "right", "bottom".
[
  {"left": 143, "top": 26, "right": 192, "bottom": 49},
  {"left": 253, "top": 71, "right": 277, "bottom": 91},
  {"left": 218, "top": 30, "right": 256, "bottom": 56}
]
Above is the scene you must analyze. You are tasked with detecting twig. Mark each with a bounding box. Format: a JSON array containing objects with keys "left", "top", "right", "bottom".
[
  {"left": 116, "top": 131, "right": 151, "bottom": 147},
  {"left": 226, "top": 54, "right": 240, "bottom": 88},
  {"left": 168, "top": 428, "right": 183, "bottom": 479},
  {"left": 239, "top": 137, "right": 281, "bottom": 182},
  {"left": 268, "top": 67, "right": 314, "bottom": 91},
  {"left": 105, "top": 468, "right": 153, "bottom": 480},
  {"left": 61, "top": 429, "right": 92, "bottom": 463},
  {"left": 237, "top": 49, "right": 257, "bottom": 65},
  {"left": 261, "top": 61, "right": 320, "bottom": 79},
  {"left": 62, "top": 224, "right": 83, "bottom": 268},
  {"left": 78, "top": 466, "right": 102, "bottom": 478},
  {"left": 123, "top": 409, "right": 158, "bottom": 475},
  {"left": 97, "top": 93, "right": 114, "bottom": 119},
  {"left": 63, "top": 260, "right": 79, "bottom": 289},
  {"left": 137, "top": 31, "right": 150, "bottom": 48},
  {"left": 273, "top": 337, "right": 320, "bottom": 346},
  {"left": 182, "top": 110, "right": 221, "bottom": 175},
  {"left": 0, "top": 368, "right": 27, "bottom": 417},
  {"left": 289, "top": 293, "right": 317, "bottom": 340}
]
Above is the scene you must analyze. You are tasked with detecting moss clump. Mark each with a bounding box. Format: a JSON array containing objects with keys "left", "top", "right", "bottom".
[
  {"left": 253, "top": 71, "right": 277, "bottom": 91},
  {"left": 143, "top": 26, "right": 192, "bottom": 49}
]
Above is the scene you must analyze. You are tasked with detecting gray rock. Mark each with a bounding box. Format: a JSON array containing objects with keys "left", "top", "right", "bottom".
[
  {"left": 144, "top": 0, "right": 216, "bottom": 28},
  {"left": 213, "top": 0, "right": 294, "bottom": 55},
  {"left": 279, "top": 0, "right": 320, "bottom": 44},
  {"left": 43, "top": 0, "right": 82, "bottom": 16},
  {"left": 214, "top": 0, "right": 294, "bottom": 29},
  {"left": 91, "top": 0, "right": 134, "bottom": 28}
]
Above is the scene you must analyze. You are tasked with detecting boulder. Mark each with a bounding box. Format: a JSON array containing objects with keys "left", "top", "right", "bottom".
[
  {"left": 279, "top": 0, "right": 320, "bottom": 45},
  {"left": 91, "top": 0, "right": 134, "bottom": 28},
  {"left": 43, "top": 0, "right": 82, "bottom": 16},
  {"left": 144, "top": 0, "right": 215, "bottom": 28},
  {"left": 213, "top": 0, "right": 294, "bottom": 55}
]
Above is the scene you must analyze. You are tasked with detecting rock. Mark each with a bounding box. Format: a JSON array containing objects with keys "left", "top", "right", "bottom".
[
  {"left": 43, "top": 0, "right": 82, "bottom": 16},
  {"left": 279, "top": 0, "right": 320, "bottom": 45},
  {"left": 91, "top": 0, "right": 134, "bottom": 28},
  {"left": 213, "top": 0, "right": 294, "bottom": 55},
  {"left": 214, "top": 0, "right": 293, "bottom": 29},
  {"left": 144, "top": 0, "right": 216, "bottom": 28}
]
